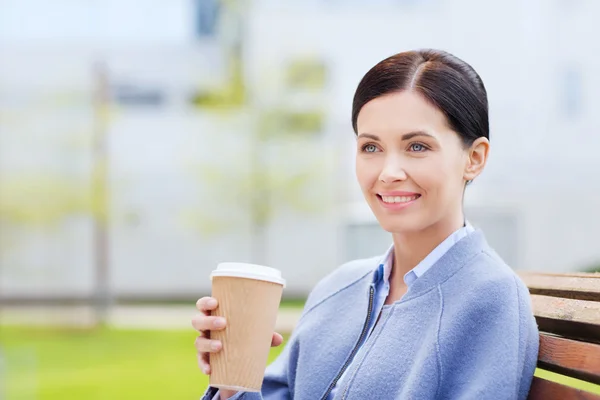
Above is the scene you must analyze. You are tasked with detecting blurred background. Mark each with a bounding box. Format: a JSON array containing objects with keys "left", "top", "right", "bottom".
[{"left": 0, "top": 0, "right": 599, "bottom": 398}]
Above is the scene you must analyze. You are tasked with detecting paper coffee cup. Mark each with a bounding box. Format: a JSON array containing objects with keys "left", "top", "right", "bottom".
[{"left": 208, "top": 263, "right": 286, "bottom": 392}]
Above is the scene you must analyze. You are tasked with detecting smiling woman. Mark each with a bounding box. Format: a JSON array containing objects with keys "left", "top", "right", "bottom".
[
  {"left": 194, "top": 49, "right": 539, "bottom": 400},
  {"left": 354, "top": 51, "right": 489, "bottom": 243}
]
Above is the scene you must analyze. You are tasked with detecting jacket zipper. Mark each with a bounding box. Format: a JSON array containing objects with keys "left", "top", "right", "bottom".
[{"left": 319, "top": 284, "right": 375, "bottom": 400}]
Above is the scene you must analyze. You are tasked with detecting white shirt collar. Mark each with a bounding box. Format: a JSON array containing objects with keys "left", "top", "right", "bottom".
[{"left": 376, "top": 222, "right": 475, "bottom": 287}]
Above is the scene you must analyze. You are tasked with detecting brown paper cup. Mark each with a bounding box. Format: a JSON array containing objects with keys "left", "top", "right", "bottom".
[{"left": 209, "top": 263, "right": 285, "bottom": 392}]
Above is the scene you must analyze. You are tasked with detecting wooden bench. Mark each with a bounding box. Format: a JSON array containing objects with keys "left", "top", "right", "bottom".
[{"left": 518, "top": 271, "right": 600, "bottom": 399}]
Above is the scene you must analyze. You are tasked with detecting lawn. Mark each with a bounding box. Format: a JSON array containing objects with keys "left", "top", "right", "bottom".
[
  {"left": 1, "top": 326, "right": 598, "bottom": 399},
  {"left": 0, "top": 326, "right": 286, "bottom": 399}
]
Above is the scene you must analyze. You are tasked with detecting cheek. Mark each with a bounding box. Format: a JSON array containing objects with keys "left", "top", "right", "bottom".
[
  {"left": 355, "top": 158, "right": 378, "bottom": 191},
  {"left": 412, "top": 156, "right": 459, "bottom": 196},
  {"left": 428, "top": 155, "right": 466, "bottom": 198}
]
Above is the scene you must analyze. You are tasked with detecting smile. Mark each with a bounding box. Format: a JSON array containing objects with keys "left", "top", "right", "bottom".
[
  {"left": 376, "top": 193, "right": 421, "bottom": 210},
  {"left": 380, "top": 195, "right": 420, "bottom": 204}
]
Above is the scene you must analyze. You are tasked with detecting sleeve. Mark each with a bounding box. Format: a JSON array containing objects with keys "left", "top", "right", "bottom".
[
  {"left": 201, "top": 388, "right": 220, "bottom": 400},
  {"left": 437, "top": 275, "right": 539, "bottom": 400}
]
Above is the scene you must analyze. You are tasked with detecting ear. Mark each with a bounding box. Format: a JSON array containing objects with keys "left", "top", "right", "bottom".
[{"left": 464, "top": 137, "right": 490, "bottom": 183}]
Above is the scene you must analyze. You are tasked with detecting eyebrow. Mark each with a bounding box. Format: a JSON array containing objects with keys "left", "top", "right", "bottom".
[
  {"left": 357, "top": 131, "right": 437, "bottom": 141},
  {"left": 356, "top": 133, "right": 380, "bottom": 141},
  {"left": 401, "top": 131, "right": 436, "bottom": 141}
]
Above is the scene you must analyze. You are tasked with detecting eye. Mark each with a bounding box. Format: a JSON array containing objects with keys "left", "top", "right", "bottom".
[
  {"left": 362, "top": 144, "right": 379, "bottom": 153},
  {"left": 409, "top": 143, "right": 428, "bottom": 152}
]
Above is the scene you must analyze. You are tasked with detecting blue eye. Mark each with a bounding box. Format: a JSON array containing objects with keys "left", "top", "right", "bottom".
[
  {"left": 363, "top": 144, "right": 378, "bottom": 153},
  {"left": 409, "top": 143, "right": 427, "bottom": 152}
]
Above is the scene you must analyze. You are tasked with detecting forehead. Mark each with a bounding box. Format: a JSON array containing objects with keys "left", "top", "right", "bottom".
[{"left": 356, "top": 91, "right": 452, "bottom": 138}]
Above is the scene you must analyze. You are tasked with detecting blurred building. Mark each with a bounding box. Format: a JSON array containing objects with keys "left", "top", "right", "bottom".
[
  {"left": 249, "top": 0, "right": 600, "bottom": 274},
  {"left": 0, "top": 0, "right": 599, "bottom": 301}
]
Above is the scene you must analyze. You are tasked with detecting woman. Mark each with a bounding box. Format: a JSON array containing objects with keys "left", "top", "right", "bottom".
[{"left": 193, "top": 49, "right": 539, "bottom": 400}]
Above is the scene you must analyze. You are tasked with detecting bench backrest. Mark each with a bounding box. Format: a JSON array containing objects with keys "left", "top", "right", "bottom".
[{"left": 519, "top": 272, "right": 600, "bottom": 399}]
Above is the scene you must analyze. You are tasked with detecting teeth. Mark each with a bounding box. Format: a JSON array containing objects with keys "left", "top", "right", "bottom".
[{"left": 381, "top": 195, "right": 419, "bottom": 203}]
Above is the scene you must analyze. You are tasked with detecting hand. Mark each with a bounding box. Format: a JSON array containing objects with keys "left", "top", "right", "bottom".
[{"left": 192, "top": 296, "right": 284, "bottom": 376}]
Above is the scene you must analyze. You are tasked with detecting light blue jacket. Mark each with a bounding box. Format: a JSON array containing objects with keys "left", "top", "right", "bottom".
[
  {"left": 203, "top": 229, "right": 539, "bottom": 399},
  {"left": 327, "top": 223, "right": 474, "bottom": 399}
]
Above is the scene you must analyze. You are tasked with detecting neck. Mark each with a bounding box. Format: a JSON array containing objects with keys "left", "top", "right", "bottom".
[{"left": 389, "top": 213, "right": 464, "bottom": 291}]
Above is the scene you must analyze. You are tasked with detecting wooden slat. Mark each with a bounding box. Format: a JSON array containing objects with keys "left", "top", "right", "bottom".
[
  {"left": 528, "top": 377, "right": 600, "bottom": 400},
  {"left": 519, "top": 272, "right": 600, "bottom": 302},
  {"left": 521, "top": 272, "right": 600, "bottom": 279},
  {"left": 531, "top": 295, "right": 600, "bottom": 344},
  {"left": 538, "top": 333, "right": 600, "bottom": 384}
]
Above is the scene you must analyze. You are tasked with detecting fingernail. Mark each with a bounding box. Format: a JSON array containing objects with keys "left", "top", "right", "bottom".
[
  {"left": 207, "top": 299, "right": 217, "bottom": 307},
  {"left": 211, "top": 341, "right": 221, "bottom": 351},
  {"left": 213, "top": 318, "right": 226, "bottom": 328}
]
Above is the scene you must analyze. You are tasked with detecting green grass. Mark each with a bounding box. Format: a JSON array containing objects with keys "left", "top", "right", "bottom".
[
  {"left": 535, "top": 368, "right": 600, "bottom": 395},
  {"left": 280, "top": 298, "right": 307, "bottom": 309},
  {"left": 0, "top": 326, "right": 286, "bottom": 399},
  {"left": 1, "top": 326, "right": 599, "bottom": 399},
  {"left": 111, "top": 297, "right": 308, "bottom": 308}
]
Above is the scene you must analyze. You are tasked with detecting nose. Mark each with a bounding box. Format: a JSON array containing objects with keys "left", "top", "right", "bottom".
[{"left": 378, "top": 156, "right": 408, "bottom": 184}]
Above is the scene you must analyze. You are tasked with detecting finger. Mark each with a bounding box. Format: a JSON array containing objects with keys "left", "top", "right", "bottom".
[
  {"left": 197, "top": 352, "right": 211, "bottom": 375},
  {"left": 191, "top": 315, "right": 227, "bottom": 332},
  {"left": 194, "top": 336, "right": 223, "bottom": 353},
  {"left": 271, "top": 332, "right": 284, "bottom": 347},
  {"left": 196, "top": 297, "right": 218, "bottom": 312}
]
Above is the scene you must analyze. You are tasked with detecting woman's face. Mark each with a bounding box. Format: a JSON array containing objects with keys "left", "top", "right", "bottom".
[{"left": 355, "top": 90, "right": 479, "bottom": 234}]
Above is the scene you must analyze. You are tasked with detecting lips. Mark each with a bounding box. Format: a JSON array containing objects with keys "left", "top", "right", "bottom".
[{"left": 376, "top": 192, "right": 421, "bottom": 210}]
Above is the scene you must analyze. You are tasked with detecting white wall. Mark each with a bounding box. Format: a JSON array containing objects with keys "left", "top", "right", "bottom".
[
  {"left": 466, "top": 188, "right": 600, "bottom": 272},
  {"left": 0, "top": 0, "right": 195, "bottom": 45},
  {"left": 1, "top": 0, "right": 599, "bottom": 299},
  {"left": 250, "top": 0, "right": 600, "bottom": 191}
]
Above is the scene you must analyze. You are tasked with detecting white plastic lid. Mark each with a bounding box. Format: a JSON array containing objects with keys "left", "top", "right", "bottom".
[{"left": 210, "top": 262, "right": 286, "bottom": 287}]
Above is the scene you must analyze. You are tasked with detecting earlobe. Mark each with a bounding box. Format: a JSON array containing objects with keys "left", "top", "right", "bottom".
[{"left": 464, "top": 138, "right": 490, "bottom": 182}]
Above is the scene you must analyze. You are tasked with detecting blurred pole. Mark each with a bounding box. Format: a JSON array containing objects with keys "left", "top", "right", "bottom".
[
  {"left": 91, "top": 61, "right": 111, "bottom": 326},
  {"left": 220, "top": 0, "right": 268, "bottom": 264},
  {"left": 249, "top": 115, "right": 268, "bottom": 265},
  {"left": 0, "top": 62, "right": 4, "bottom": 400},
  {"left": 242, "top": 49, "right": 269, "bottom": 264},
  {"left": 230, "top": 0, "right": 269, "bottom": 265}
]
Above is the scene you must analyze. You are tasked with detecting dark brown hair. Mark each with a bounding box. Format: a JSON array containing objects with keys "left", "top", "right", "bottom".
[{"left": 352, "top": 49, "right": 489, "bottom": 146}]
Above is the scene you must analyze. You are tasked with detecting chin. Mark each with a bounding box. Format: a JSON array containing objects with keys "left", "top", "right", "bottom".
[{"left": 373, "top": 213, "right": 425, "bottom": 234}]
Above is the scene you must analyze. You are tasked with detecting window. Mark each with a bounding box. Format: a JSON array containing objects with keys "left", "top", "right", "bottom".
[
  {"left": 195, "top": 0, "right": 221, "bottom": 38},
  {"left": 113, "top": 83, "right": 166, "bottom": 107}
]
